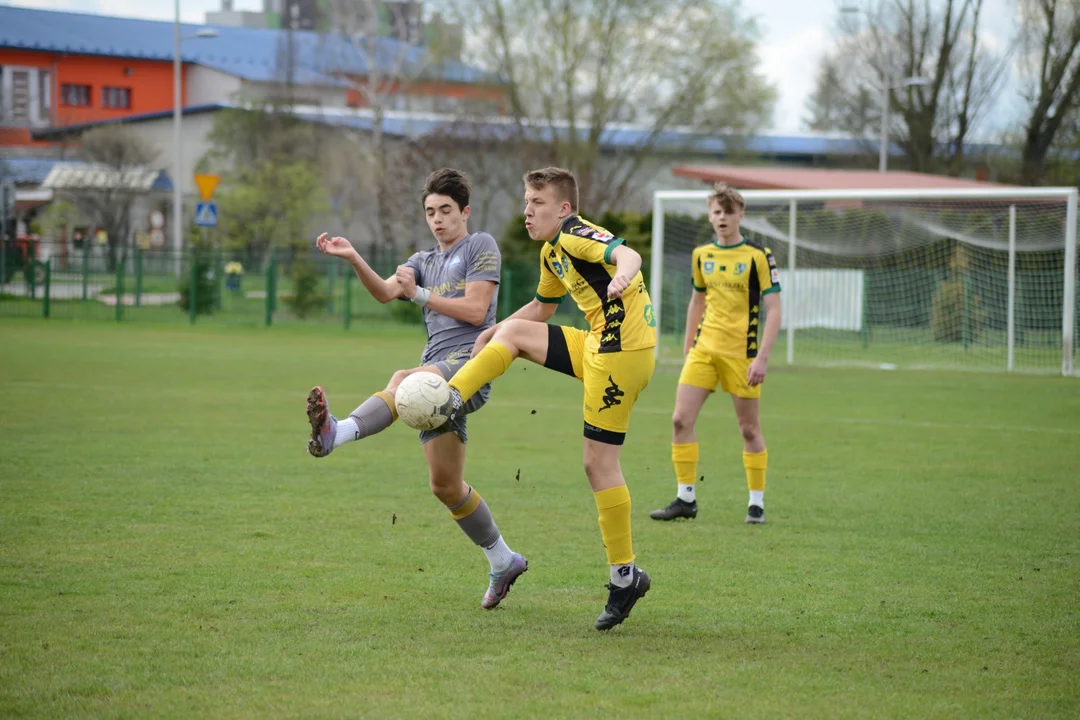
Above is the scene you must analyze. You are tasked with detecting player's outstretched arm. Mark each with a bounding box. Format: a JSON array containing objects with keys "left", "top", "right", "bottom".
[
  {"left": 606, "top": 245, "right": 642, "bottom": 298},
  {"left": 315, "top": 232, "right": 402, "bottom": 303},
  {"left": 684, "top": 290, "right": 706, "bottom": 356},
  {"left": 748, "top": 292, "right": 782, "bottom": 386}
]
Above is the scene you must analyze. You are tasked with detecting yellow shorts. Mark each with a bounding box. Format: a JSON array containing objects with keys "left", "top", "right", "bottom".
[
  {"left": 544, "top": 325, "right": 655, "bottom": 445},
  {"left": 678, "top": 346, "right": 761, "bottom": 399}
]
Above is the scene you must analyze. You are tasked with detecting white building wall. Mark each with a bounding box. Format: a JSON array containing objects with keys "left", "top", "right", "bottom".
[{"left": 186, "top": 66, "right": 244, "bottom": 107}]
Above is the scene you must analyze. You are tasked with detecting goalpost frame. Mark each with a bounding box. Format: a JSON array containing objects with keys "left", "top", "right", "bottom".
[{"left": 651, "top": 186, "right": 1079, "bottom": 377}]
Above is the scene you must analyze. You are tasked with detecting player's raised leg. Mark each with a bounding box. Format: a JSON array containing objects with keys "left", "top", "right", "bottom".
[
  {"left": 732, "top": 395, "right": 767, "bottom": 523},
  {"left": 446, "top": 318, "right": 553, "bottom": 409},
  {"left": 307, "top": 367, "right": 438, "bottom": 458},
  {"left": 422, "top": 431, "right": 527, "bottom": 608}
]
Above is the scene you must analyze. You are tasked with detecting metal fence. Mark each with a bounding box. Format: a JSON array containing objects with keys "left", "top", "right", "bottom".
[{"left": 0, "top": 239, "right": 585, "bottom": 329}]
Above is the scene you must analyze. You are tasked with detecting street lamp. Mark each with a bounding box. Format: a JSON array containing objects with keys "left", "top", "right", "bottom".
[
  {"left": 173, "top": 5, "right": 218, "bottom": 277},
  {"left": 879, "top": 75, "right": 929, "bottom": 172},
  {"left": 838, "top": 5, "right": 929, "bottom": 172}
]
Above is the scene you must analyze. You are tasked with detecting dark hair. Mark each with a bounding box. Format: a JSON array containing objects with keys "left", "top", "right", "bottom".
[
  {"left": 421, "top": 168, "right": 471, "bottom": 211},
  {"left": 523, "top": 167, "right": 579, "bottom": 213}
]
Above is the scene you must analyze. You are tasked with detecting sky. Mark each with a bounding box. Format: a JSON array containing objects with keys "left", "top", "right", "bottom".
[{"left": 5, "top": 0, "right": 1023, "bottom": 135}]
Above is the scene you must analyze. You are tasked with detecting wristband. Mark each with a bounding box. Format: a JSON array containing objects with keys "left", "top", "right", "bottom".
[{"left": 411, "top": 287, "right": 431, "bottom": 307}]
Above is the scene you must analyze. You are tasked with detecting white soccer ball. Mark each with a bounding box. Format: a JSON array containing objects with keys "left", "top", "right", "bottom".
[{"left": 394, "top": 371, "right": 453, "bottom": 431}]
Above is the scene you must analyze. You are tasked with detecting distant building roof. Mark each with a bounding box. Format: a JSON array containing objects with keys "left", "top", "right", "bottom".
[
  {"left": 0, "top": 6, "right": 498, "bottom": 87},
  {"left": 672, "top": 165, "right": 1012, "bottom": 190},
  {"left": 27, "top": 103, "right": 1018, "bottom": 165},
  {"left": 0, "top": 156, "right": 63, "bottom": 185}
]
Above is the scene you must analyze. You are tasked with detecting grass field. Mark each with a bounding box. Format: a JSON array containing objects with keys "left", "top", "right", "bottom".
[{"left": 2, "top": 318, "right": 1078, "bottom": 719}]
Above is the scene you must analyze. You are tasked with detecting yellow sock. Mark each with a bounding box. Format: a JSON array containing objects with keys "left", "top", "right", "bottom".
[
  {"left": 594, "top": 485, "right": 634, "bottom": 566},
  {"left": 374, "top": 390, "right": 398, "bottom": 421},
  {"left": 672, "top": 442, "right": 699, "bottom": 486},
  {"left": 744, "top": 449, "right": 767, "bottom": 492},
  {"left": 448, "top": 342, "right": 514, "bottom": 403}
]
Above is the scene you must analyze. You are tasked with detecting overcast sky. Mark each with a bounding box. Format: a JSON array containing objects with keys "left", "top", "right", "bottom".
[{"left": 6, "top": 0, "right": 1025, "bottom": 136}]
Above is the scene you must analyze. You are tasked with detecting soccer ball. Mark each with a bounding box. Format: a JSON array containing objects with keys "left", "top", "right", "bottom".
[{"left": 394, "top": 371, "right": 453, "bottom": 431}]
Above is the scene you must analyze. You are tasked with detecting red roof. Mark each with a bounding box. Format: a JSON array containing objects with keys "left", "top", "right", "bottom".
[{"left": 671, "top": 165, "right": 1012, "bottom": 191}]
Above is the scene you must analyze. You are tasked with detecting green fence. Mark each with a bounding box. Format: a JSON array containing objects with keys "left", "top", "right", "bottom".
[{"left": 0, "top": 240, "right": 588, "bottom": 330}]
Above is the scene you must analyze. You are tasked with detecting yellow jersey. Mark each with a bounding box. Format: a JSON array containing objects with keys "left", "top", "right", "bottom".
[
  {"left": 534, "top": 215, "right": 657, "bottom": 354},
  {"left": 691, "top": 238, "right": 781, "bottom": 358}
]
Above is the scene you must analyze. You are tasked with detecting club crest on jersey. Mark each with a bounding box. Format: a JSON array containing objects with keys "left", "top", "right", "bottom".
[
  {"left": 735, "top": 263, "right": 747, "bottom": 275},
  {"left": 703, "top": 261, "right": 715, "bottom": 274},
  {"left": 552, "top": 260, "right": 565, "bottom": 278}
]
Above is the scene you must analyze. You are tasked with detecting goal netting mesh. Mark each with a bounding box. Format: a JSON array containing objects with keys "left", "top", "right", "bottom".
[{"left": 651, "top": 189, "right": 1078, "bottom": 375}]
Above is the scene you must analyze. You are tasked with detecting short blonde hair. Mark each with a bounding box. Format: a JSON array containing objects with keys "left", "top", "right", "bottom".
[
  {"left": 708, "top": 182, "right": 745, "bottom": 213},
  {"left": 523, "top": 167, "right": 579, "bottom": 213}
]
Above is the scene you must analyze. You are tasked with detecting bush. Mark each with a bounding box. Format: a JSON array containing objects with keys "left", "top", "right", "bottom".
[
  {"left": 930, "top": 246, "right": 987, "bottom": 343},
  {"left": 178, "top": 252, "right": 217, "bottom": 316},
  {"left": 286, "top": 258, "right": 325, "bottom": 319}
]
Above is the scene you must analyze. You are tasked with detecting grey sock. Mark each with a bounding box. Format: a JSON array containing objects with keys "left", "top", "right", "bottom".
[
  {"left": 448, "top": 490, "right": 501, "bottom": 548},
  {"left": 349, "top": 394, "right": 395, "bottom": 440}
]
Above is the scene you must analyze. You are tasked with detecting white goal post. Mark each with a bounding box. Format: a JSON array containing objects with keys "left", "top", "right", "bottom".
[{"left": 650, "top": 187, "right": 1078, "bottom": 376}]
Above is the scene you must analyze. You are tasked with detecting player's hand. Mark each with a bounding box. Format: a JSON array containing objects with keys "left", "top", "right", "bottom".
[
  {"left": 471, "top": 325, "right": 498, "bottom": 357},
  {"left": 395, "top": 266, "right": 417, "bottom": 299},
  {"left": 747, "top": 356, "right": 768, "bottom": 386},
  {"left": 315, "top": 233, "right": 358, "bottom": 261},
  {"left": 607, "top": 274, "right": 631, "bottom": 299}
]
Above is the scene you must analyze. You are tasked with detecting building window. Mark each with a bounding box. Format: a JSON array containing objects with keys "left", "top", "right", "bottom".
[
  {"left": 38, "top": 70, "right": 50, "bottom": 120},
  {"left": 10, "top": 69, "right": 30, "bottom": 122},
  {"left": 61, "top": 84, "right": 91, "bottom": 107},
  {"left": 102, "top": 87, "right": 131, "bottom": 110}
]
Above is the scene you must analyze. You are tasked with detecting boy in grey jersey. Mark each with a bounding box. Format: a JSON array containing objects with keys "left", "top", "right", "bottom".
[{"left": 305, "top": 168, "right": 527, "bottom": 610}]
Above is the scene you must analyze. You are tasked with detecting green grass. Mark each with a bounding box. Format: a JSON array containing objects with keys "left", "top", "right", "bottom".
[{"left": 1, "top": 318, "right": 1078, "bottom": 718}]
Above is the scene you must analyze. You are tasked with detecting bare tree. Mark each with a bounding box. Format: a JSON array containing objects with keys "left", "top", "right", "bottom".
[
  {"left": 320, "top": 0, "right": 460, "bottom": 249},
  {"left": 808, "top": 0, "right": 1006, "bottom": 173},
  {"left": 1016, "top": 0, "right": 1080, "bottom": 183},
  {"left": 64, "top": 126, "right": 159, "bottom": 270},
  {"left": 464, "top": 0, "right": 776, "bottom": 212}
]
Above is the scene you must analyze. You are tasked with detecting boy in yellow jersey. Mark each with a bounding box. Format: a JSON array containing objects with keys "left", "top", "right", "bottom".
[
  {"left": 650, "top": 183, "right": 783, "bottom": 524},
  {"left": 443, "top": 167, "right": 656, "bottom": 631}
]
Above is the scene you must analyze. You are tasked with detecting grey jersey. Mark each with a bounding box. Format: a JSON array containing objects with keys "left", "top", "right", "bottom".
[{"left": 404, "top": 232, "right": 501, "bottom": 365}]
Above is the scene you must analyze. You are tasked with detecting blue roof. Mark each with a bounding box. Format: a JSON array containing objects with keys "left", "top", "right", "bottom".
[
  {"left": 23, "top": 101, "right": 1014, "bottom": 161},
  {"left": 0, "top": 6, "right": 498, "bottom": 86},
  {"left": 0, "top": 156, "right": 60, "bottom": 184}
]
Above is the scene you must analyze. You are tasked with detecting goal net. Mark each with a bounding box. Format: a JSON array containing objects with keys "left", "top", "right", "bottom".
[{"left": 650, "top": 188, "right": 1078, "bottom": 375}]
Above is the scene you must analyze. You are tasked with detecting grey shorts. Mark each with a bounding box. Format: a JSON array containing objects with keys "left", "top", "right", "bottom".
[{"left": 419, "top": 348, "right": 490, "bottom": 445}]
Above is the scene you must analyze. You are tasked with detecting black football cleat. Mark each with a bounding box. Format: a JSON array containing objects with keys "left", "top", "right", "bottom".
[
  {"left": 595, "top": 567, "right": 651, "bottom": 631},
  {"left": 745, "top": 505, "right": 765, "bottom": 524},
  {"left": 649, "top": 498, "right": 698, "bottom": 521}
]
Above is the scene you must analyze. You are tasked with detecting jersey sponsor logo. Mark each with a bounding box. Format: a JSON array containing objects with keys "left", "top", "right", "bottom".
[
  {"left": 598, "top": 375, "right": 625, "bottom": 413},
  {"left": 566, "top": 219, "right": 614, "bottom": 243},
  {"left": 735, "top": 263, "right": 747, "bottom": 275}
]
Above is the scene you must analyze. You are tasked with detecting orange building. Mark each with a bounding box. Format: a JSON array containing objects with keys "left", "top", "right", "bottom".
[
  {"left": 0, "top": 6, "right": 504, "bottom": 152},
  {"left": 0, "top": 50, "right": 184, "bottom": 149}
]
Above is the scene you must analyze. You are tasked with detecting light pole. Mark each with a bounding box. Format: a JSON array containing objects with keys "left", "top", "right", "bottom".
[
  {"left": 879, "top": 75, "right": 929, "bottom": 172},
  {"left": 838, "top": 5, "right": 929, "bottom": 173},
  {"left": 173, "top": 4, "right": 217, "bottom": 277}
]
